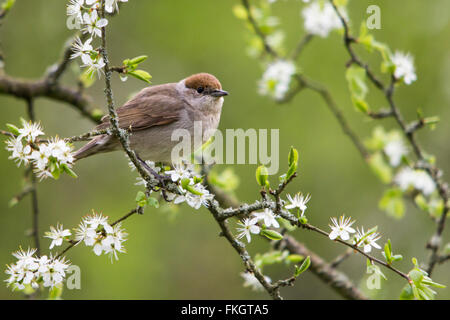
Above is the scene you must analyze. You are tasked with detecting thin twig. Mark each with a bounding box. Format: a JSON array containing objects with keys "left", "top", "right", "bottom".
[
  {"left": 26, "top": 98, "right": 40, "bottom": 257},
  {"left": 241, "top": 0, "right": 279, "bottom": 59},
  {"left": 290, "top": 33, "right": 313, "bottom": 60},
  {"left": 330, "top": 248, "right": 354, "bottom": 268}
]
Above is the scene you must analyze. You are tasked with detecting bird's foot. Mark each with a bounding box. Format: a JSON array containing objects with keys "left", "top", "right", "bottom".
[{"left": 135, "top": 154, "right": 170, "bottom": 188}]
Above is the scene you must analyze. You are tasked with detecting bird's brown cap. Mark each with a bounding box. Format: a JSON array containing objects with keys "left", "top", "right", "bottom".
[{"left": 185, "top": 73, "right": 222, "bottom": 91}]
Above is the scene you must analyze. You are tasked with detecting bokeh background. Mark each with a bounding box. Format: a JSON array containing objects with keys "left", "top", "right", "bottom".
[{"left": 0, "top": 0, "right": 449, "bottom": 299}]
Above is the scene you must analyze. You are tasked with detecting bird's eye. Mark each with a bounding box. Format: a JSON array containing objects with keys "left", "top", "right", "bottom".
[{"left": 197, "top": 87, "right": 204, "bottom": 94}]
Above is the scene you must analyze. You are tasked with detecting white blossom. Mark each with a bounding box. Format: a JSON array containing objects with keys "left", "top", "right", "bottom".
[
  {"left": 101, "top": 222, "right": 128, "bottom": 261},
  {"left": 392, "top": 51, "right": 417, "bottom": 85},
  {"left": 5, "top": 248, "right": 70, "bottom": 290},
  {"left": 83, "top": 56, "right": 106, "bottom": 78},
  {"left": 74, "top": 221, "right": 97, "bottom": 246},
  {"left": 236, "top": 218, "right": 261, "bottom": 243},
  {"left": 250, "top": 208, "right": 279, "bottom": 228},
  {"left": 40, "top": 256, "right": 70, "bottom": 288},
  {"left": 82, "top": 10, "right": 108, "bottom": 38},
  {"left": 105, "top": 0, "right": 128, "bottom": 13},
  {"left": 174, "top": 183, "right": 214, "bottom": 209},
  {"left": 82, "top": 212, "right": 112, "bottom": 232},
  {"left": 71, "top": 37, "right": 94, "bottom": 64},
  {"left": 47, "top": 137, "right": 75, "bottom": 165},
  {"left": 302, "top": 2, "right": 344, "bottom": 38},
  {"left": 258, "top": 60, "right": 296, "bottom": 100},
  {"left": 329, "top": 215, "right": 356, "bottom": 241},
  {"left": 45, "top": 224, "right": 72, "bottom": 249},
  {"left": 67, "top": 0, "right": 84, "bottom": 23},
  {"left": 165, "top": 162, "right": 193, "bottom": 182},
  {"left": 29, "top": 144, "right": 51, "bottom": 171},
  {"left": 241, "top": 272, "right": 271, "bottom": 292},
  {"left": 74, "top": 213, "right": 127, "bottom": 261},
  {"left": 354, "top": 227, "right": 381, "bottom": 253},
  {"left": 5, "top": 138, "right": 31, "bottom": 166},
  {"left": 17, "top": 120, "right": 44, "bottom": 142},
  {"left": 285, "top": 193, "right": 311, "bottom": 216},
  {"left": 384, "top": 139, "right": 408, "bottom": 167},
  {"left": 395, "top": 167, "right": 436, "bottom": 196}
]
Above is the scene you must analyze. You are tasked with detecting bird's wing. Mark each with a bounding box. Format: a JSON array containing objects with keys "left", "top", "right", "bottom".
[{"left": 96, "top": 84, "right": 185, "bottom": 132}]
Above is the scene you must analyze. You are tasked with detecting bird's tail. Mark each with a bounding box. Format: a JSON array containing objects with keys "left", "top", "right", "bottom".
[
  {"left": 73, "top": 135, "right": 114, "bottom": 161},
  {"left": 73, "top": 139, "right": 100, "bottom": 161}
]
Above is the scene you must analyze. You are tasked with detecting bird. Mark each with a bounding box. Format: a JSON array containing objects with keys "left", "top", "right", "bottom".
[{"left": 73, "top": 73, "right": 228, "bottom": 166}]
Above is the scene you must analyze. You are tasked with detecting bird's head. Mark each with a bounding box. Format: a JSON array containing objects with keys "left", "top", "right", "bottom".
[{"left": 184, "top": 73, "right": 228, "bottom": 98}]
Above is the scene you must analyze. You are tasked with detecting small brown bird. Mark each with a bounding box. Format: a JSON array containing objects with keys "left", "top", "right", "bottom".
[{"left": 73, "top": 73, "right": 228, "bottom": 164}]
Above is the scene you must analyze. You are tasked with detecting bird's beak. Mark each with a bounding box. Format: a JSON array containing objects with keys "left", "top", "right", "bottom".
[{"left": 210, "top": 89, "right": 229, "bottom": 97}]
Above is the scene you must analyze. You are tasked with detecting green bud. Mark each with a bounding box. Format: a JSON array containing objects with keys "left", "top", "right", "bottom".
[
  {"left": 6, "top": 123, "right": 20, "bottom": 136},
  {"left": 128, "top": 70, "right": 152, "bottom": 83},
  {"left": 129, "top": 55, "right": 148, "bottom": 65},
  {"left": 260, "top": 229, "right": 283, "bottom": 241},
  {"left": 256, "top": 165, "right": 269, "bottom": 187},
  {"left": 295, "top": 256, "right": 311, "bottom": 277}
]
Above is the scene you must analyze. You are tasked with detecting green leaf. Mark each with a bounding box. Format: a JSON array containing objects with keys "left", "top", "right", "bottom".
[
  {"left": 383, "top": 241, "right": 392, "bottom": 263},
  {"left": 409, "top": 269, "right": 424, "bottom": 285},
  {"left": 1, "top": 0, "right": 15, "bottom": 11},
  {"left": 61, "top": 163, "right": 78, "bottom": 178},
  {"left": 368, "top": 152, "right": 393, "bottom": 184},
  {"left": 232, "top": 4, "right": 247, "bottom": 20},
  {"left": 51, "top": 166, "right": 61, "bottom": 180},
  {"left": 288, "top": 146, "right": 298, "bottom": 168},
  {"left": 256, "top": 165, "right": 269, "bottom": 188},
  {"left": 6, "top": 123, "right": 20, "bottom": 136},
  {"left": 295, "top": 256, "right": 311, "bottom": 277},
  {"left": 379, "top": 188, "right": 405, "bottom": 219},
  {"left": 208, "top": 168, "right": 240, "bottom": 192},
  {"left": 443, "top": 243, "right": 450, "bottom": 255},
  {"left": 128, "top": 70, "right": 152, "bottom": 83},
  {"left": 181, "top": 178, "right": 203, "bottom": 195},
  {"left": 346, "top": 65, "right": 370, "bottom": 113},
  {"left": 352, "top": 97, "right": 370, "bottom": 113},
  {"left": 260, "top": 229, "right": 283, "bottom": 241},
  {"left": 358, "top": 22, "right": 375, "bottom": 52},
  {"left": 255, "top": 250, "right": 288, "bottom": 269},
  {"left": 135, "top": 191, "right": 148, "bottom": 207},
  {"left": 128, "top": 55, "right": 148, "bottom": 65},
  {"left": 364, "top": 126, "right": 388, "bottom": 151},
  {"left": 91, "top": 109, "right": 104, "bottom": 122},
  {"left": 48, "top": 283, "right": 63, "bottom": 300},
  {"left": 286, "top": 254, "right": 304, "bottom": 264},
  {"left": 334, "top": 0, "right": 348, "bottom": 6},
  {"left": 79, "top": 68, "right": 97, "bottom": 88},
  {"left": 8, "top": 197, "right": 19, "bottom": 208},
  {"left": 147, "top": 197, "right": 159, "bottom": 208},
  {"left": 285, "top": 163, "right": 297, "bottom": 181},
  {"left": 399, "top": 284, "right": 414, "bottom": 300},
  {"left": 422, "top": 279, "right": 446, "bottom": 289}
]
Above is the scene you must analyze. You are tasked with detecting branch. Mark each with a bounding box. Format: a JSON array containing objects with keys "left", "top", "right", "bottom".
[
  {"left": 0, "top": 75, "right": 100, "bottom": 123},
  {"left": 25, "top": 98, "right": 40, "bottom": 258},
  {"left": 241, "top": 0, "right": 279, "bottom": 59},
  {"left": 329, "top": 0, "right": 450, "bottom": 276},
  {"left": 290, "top": 34, "right": 314, "bottom": 61},
  {"left": 55, "top": 207, "right": 138, "bottom": 259},
  {"left": 206, "top": 178, "right": 368, "bottom": 300},
  {"left": 239, "top": 0, "right": 370, "bottom": 162}
]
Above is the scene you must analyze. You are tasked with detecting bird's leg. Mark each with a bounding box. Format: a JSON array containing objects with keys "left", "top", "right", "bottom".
[{"left": 135, "top": 153, "right": 169, "bottom": 186}]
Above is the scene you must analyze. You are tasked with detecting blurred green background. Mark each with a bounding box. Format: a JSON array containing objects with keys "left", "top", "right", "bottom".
[{"left": 0, "top": 0, "right": 449, "bottom": 299}]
